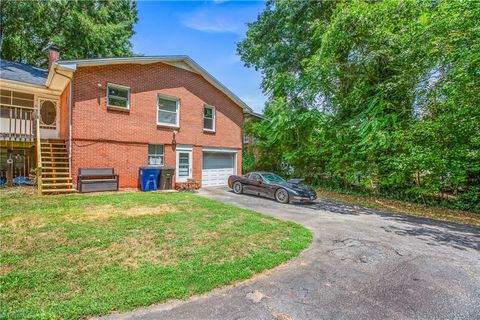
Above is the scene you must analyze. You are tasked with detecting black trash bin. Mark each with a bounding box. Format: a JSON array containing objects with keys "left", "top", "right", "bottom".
[{"left": 159, "top": 166, "right": 175, "bottom": 190}]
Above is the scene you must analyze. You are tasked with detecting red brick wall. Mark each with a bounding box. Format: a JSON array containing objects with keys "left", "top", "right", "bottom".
[{"left": 71, "top": 62, "right": 244, "bottom": 188}]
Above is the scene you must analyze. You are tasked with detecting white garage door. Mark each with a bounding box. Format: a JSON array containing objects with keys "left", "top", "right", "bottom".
[{"left": 202, "top": 152, "right": 235, "bottom": 187}]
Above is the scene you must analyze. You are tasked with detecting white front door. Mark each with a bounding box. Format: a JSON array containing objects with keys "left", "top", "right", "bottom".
[
  {"left": 176, "top": 149, "right": 192, "bottom": 182},
  {"left": 38, "top": 98, "right": 59, "bottom": 139}
]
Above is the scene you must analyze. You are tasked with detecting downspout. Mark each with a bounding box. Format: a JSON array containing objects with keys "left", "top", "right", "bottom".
[
  {"left": 53, "top": 69, "right": 74, "bottom": 177},
  {"left": 68, "top": 79, "right": 72, "bottom": 176}
]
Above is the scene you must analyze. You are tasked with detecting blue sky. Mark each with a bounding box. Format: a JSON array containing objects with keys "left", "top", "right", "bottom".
[{"left": 132, "top": 0, "right": 267, "bottom": 113}]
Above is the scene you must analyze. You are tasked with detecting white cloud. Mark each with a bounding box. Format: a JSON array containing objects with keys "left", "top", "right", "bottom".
[{"left": 180, "top": 7, "right": 248, "bottom": 35}]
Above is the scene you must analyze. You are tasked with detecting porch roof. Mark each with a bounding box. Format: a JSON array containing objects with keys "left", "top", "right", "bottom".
[{"left": 0, "top": 59, "right": 48, "bottom": 86}]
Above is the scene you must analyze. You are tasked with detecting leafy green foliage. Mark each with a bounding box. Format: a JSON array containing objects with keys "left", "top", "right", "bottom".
[
  {"left": 0, "top": 0, "right": 138, "bottom": 68},
  {"left": 239, "top": 0, "right": 480, "bottom": 212},
  {"left": 242, "top": 149, "right": 255, "bottom": 173}
]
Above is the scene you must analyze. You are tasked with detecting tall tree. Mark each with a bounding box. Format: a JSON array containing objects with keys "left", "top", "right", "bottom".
[
  {"left": 239, "top": 0, "right": 480, "bottom": 211},
  {"left": 0, "top": 0, "right": 138, "bottom": 68}
]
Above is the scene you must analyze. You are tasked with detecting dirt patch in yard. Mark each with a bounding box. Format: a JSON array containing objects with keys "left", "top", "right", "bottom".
[
  {"left": 74, "top": 232, "right": 179, "bottom": 271},
  {"left": 67, "top": 204, "right": 177, "bottom": 222},
  {"left": 1, "top": 214, "right": 49, "bottom": 230},
  {"left": 0, "top": 205, "right": 177, "bottom": 230}
]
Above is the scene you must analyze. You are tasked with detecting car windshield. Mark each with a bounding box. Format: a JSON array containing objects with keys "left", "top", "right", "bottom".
[{"left": 261, "top": 173, "right": 285, "bottom": 184}]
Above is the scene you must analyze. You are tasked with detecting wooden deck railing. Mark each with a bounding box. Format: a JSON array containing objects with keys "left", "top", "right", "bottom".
[
  {"left": 0, "top": 106, "right": 35, "bottom": 141},
  {"left": 35, "top": 114, "right": 43, "bottom": 195}
]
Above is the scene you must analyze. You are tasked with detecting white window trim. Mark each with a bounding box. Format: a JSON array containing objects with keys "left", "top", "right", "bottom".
[
  {"left": 107, "top": 83, "right": 130, "bottom": 110},
  {"left": 157, "top": 94, "right": 180, "bottom": 127},
  {"left": 148, "top": 144, "right": 164, "bottom": 166},
  {"left": 203, "top": 104, "right": 215, "bottom": 132},
  {"left": 202, "top": 146, "right": 237, "bottom": 153}
]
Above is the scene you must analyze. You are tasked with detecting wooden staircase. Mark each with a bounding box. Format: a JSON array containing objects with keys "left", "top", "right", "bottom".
[{"left": 39, "top": 139, "right": 76, "bottom": 195}]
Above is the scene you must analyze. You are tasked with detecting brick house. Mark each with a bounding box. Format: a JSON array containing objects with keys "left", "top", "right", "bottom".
[{"left": 0, "top": 47, "right": 253, "bottom": 194}]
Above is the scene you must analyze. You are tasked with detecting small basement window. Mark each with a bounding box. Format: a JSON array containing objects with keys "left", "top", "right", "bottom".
[
  {"left": 203, "top": 105, "right": 215, "bottom": 131},
  {"left": 158, "top": 96, "right": 179, "bottom": 127},
  {"left": 148, "top": 144, "right": 164, "bottom": 165},
  {"left": 107, "top": 84, "right": 130, "bottom": 110}
]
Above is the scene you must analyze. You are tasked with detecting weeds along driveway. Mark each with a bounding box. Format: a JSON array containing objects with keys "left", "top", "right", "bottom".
[{"left": 102, "top": 187, "right": 480, "bottom": 320}]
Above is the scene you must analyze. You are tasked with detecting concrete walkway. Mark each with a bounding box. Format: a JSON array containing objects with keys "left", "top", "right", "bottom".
[{"left": 100, "top": 187, "right": 480, "bottom": 320}]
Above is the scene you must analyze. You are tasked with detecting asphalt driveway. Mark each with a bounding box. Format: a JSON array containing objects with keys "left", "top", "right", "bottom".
[{"left": 101, "top": 187, "right": 480, "bottom": 320}]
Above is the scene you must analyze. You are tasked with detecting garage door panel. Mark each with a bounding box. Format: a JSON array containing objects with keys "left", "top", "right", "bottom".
[
  {"left": 202, "top": 168, "right": 234, "bottom": 187},
  {"left": 202, "top": 152, "right": 235, "bottom": 187},
  {"left": 202, "top": 153, "right": 234, "bottom": 170}
]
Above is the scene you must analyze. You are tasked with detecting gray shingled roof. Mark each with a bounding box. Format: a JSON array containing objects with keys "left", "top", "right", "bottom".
[{"left": 0, "top": 59, "right": 48, "bottom": 86}]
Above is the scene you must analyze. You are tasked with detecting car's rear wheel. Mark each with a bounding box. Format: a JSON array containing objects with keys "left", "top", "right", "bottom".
[
  {"left": 233, "top": 181, "right": 243, "bottom": 194},
  {"left": 275, "top": 188, "right": 289, "bottom": 203}
]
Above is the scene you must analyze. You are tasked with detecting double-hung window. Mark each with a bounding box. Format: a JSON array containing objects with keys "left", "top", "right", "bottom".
[
  {"left": 157, "top": 96, "right": 179, "bottom": 127},
  {"left": 148, "top": 144, "right": 164, "bottom": 165},
  {"left": 107, "top": 83, "right": 130, "bottom": 110},
  {"left": 203, "top": 105, "right": 215, "bottom": 131}
]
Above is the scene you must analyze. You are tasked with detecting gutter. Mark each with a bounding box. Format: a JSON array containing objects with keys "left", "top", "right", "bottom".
[
  {"left": 48, "top": 66, "right": 74, "bottom": 176},
  {"left": 68, "top": 78, "right": 72, "bottom": 176},
  {"left": 244, "top": 110, "right": 265, "bottom": 120},
  {"left": 0, "top": 79, "right": 62, "bottom": 95}
]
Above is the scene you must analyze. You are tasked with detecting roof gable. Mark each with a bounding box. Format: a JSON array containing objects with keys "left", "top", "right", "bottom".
[
  {"left": 0, "top": 56, "right": 255, "bottom": 115},
  {"left": 54, "top": 56, "right": 253, "bottom": 113}
]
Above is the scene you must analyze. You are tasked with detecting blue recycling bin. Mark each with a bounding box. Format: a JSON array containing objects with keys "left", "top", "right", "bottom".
[{"left": 139, "top": 167, "right": 160, "bottom": 191}]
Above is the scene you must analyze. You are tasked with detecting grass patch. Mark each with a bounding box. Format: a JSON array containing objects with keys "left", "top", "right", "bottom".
[
  {"left": 316, "top": 187, "right": 480, "bottom": 226},
  {"left": 0, "top": 187, "right": 312, "bottom": 319}
]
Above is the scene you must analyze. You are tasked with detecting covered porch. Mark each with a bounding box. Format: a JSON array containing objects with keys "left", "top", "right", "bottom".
[{"left": 0, "top": 81, "right": 71, "bottom": 193}]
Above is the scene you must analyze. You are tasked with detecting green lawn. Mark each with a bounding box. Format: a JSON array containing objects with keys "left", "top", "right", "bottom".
[{"left": 0, "top": 188, "right": 312, "bottom": 319}]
